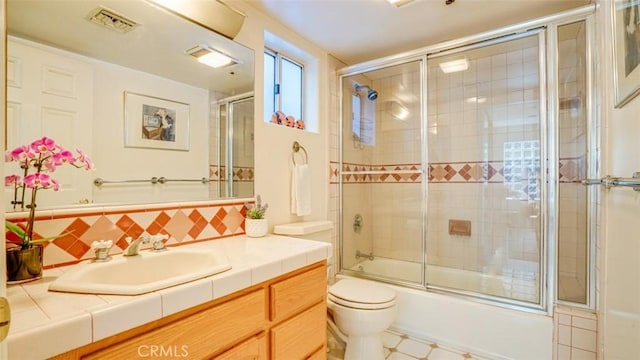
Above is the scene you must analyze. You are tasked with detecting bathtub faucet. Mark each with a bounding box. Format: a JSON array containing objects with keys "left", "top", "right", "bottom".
[{"left": 355, "top": 250, "right": 374, "bottom": 261}]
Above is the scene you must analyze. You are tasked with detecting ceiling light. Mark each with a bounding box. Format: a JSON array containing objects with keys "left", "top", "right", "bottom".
[
  {"left": 185, "top": 44, "right": 239, "bottom": 68},
  {"left": 387, "top": 0, "right": 416, "bottom": 8},
  {"left": 439, "top": 59, "right": 469, "bottom": 74}
]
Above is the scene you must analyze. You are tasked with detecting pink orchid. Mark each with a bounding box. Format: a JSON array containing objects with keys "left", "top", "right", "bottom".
[
  {"left": 5, "top": 136, "right": 93, "bottom": 248},
  {"left": 24, "top": 173, "right": 53, "bottom": 189},
  {"left": 9, "top": 145, "right": 34, "bottom": 164},
  {"left": 42, "top": 158, "right": 58, "bottom": 173},
  {"left": 52, "top": 150, "right": 77, "bottom": 166},
  {"left": 5, "top": 175, "right": 21, "bottom": 186},
  {"left": 51, "top": 178, "right": 60, "bottom": 191},
  {"left": 76, "top": 149, "right": 94, "bottom": 170},
  {"left": 30, "top": 136, "right": 56, "bottom": 155}
]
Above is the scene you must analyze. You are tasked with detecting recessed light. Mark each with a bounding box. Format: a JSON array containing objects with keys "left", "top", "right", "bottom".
[
  {"left": 439, "top": 59, "right": 469, "bottom": 73},
  {"left": 185, "top": 44, "right": 240, "bottom": 68}
]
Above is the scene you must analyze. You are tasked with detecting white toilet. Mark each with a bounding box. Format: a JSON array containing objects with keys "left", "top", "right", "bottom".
[
  {"left": 273, "top": 221, "right": 397, "bottom": 359},
  {"left": 327, "top": 278, "right": 397, "bottom": 360}
]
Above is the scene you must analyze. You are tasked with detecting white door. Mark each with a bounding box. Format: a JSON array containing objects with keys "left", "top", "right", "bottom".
[{"left": 6, "top": 37, "right": 93, "bottom": 208}]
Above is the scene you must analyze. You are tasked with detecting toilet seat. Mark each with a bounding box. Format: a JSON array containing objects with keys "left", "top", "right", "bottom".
[{"left": 328, "top": 279, "right": 396, "bottom": 310}]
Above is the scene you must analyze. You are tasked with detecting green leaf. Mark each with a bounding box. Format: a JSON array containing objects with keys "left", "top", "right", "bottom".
[{"left": 5, "top": 221, "right": 25, "bottom": 238}]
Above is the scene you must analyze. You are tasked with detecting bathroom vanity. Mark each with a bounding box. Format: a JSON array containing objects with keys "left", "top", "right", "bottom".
[{"left": 6, "top": 235, "right": 331, "bottom": 359}]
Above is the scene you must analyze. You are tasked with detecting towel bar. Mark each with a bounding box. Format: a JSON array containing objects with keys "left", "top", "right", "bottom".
[
  {"left": 581, "top": 172, "right": 640, "bottom": 191},
  {"left": 93, "top": 177, "right": 209, "bottom": 186},
  {"left": 292, "top": 141, "right": 308, "bottom": 165}
]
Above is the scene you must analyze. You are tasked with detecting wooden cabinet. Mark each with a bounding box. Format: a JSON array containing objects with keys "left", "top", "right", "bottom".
[
  {"left": 270, "top": 302, "right": 326, "bottom": 359},
  {"left": 51, "top": 261, "right": 326, "bottom": 360},
  {"left": 270, "top": 264, "right": 326, "bottom": 323},
  {"left": 214, "top": 332, "right": 267, "bottom": 360},
  {"left": 84, "top": 289, "right": 266, "bottom": 360}
]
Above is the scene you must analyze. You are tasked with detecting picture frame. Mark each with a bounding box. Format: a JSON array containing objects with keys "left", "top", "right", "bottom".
[
  {"left": 613, "top": 0, "right": 640, "bottom": 108},
  {"left": 124, "top": 91, "right": 190, "bottom": 151}
]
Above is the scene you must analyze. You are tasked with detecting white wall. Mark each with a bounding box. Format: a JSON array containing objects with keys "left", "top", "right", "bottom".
[
  {"left": 91, "top": 58, "right": 210, "bottom": 204},
  {"left": 7, "top": 38, "right": 212, "bottom": 205},
  {"left": 232, "top": 2, "right": 331, "bottom": 230},
  {"left": 597, "top": 0, "right": 640, "bottom": 357}
]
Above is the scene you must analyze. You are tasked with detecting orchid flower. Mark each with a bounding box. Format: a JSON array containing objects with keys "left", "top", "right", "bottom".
[
  {"left": 5, "top": 136, "right": 93, "bottom": 249},
  {"left": 76, "top": 149, "right": 94, "bottom": 170},
  {"left": 8, "top": 145, "right": 34, "bottom": 165},
  {"left": 52, "top": 150, "right": 77, "bottom": 166},
  {"left": 5, "top": 174, "right": 21, "bottom": 186},
  {"left": 24, "top": 173, "right": 55, "bottom": 190},
  {"left": 30, "top": 136, "right": 56, "bottom": 155}
]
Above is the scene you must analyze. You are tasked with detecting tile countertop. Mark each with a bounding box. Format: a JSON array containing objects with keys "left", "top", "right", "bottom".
[{"left": 6, "top": 235, "right": 332, "bottom": 360}]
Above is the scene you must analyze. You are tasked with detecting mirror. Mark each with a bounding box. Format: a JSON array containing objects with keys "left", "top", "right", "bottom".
[{"left": 5, "top": 0, "right": 255, "bottom": 211}]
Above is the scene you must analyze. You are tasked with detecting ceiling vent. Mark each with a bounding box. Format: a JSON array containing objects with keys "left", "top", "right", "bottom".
[{"left": 87, "top": 7, "right": 138, "bottom": 33}]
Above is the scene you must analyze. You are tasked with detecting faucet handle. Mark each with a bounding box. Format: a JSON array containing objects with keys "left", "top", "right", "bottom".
[
  {"left": 91, "top": 240, "right": 113, "bottom": 262},
  {"left": 150, "top": 234, "right": 169, "bottom": 251}
]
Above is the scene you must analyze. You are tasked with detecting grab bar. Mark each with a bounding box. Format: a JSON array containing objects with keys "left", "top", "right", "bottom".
[
  {"left": 94, "top": 177, "right": 209, "bottom": 187},
  {"left": 581, "top": 172, "right": 640, "bottom": 191}
]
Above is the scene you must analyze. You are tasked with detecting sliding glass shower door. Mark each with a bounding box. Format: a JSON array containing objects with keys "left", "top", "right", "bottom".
[
  {"left": 426, "top": 31, "right": 545, "bottom": 306},
  {"left": 338, "top": 11, "right": 595, "bottom": 312},
  {"left": 217, "top": 94, "right": 254, "bottom": 198},
  {"left": 340, "top": 59, "right": 425, "bottom": 285}
]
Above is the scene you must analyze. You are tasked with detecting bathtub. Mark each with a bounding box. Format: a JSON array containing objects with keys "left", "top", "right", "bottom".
[
  {"left": 342, "top": 258, "right": 552, "bottom": 360},
  {"left": 350, "top": 257, "right": 539, "bottom": 303}
]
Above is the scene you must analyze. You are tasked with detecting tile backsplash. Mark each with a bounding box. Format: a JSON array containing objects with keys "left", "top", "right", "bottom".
[{"left": 6, "top": 199, "right": 249, "bottom": 267}]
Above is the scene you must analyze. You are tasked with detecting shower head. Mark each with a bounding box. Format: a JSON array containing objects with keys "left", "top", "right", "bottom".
[{"left": 355, "top": 84, "right": 378, "bottom": 101}]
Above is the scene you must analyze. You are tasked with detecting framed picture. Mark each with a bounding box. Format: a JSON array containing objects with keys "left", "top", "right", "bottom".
[
  {"left": 613, "top": 0, "right": 640, "bottom": 107},
  {"left": 124, "top": 91, "right": 190, "bottom": 151}
]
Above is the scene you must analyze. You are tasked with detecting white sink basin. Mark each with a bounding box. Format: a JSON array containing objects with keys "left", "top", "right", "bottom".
[{"left": 48, "top": 249, "right": 231, "bottom": 295}]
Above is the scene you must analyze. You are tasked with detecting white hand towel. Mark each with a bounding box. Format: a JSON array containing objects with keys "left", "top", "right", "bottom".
[{"left": 291, "top": 164, "right": 312, "bottom": 216}]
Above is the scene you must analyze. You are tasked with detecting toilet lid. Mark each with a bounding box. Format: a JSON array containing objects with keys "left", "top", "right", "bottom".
[
  {"left": 328, "top": 279, "right": 396, "bottom": 306},
  {"left": 328, "top": 293, "right": 395, "bottom": 310}
]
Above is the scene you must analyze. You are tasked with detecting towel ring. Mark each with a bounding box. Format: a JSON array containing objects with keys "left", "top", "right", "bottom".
[{"left": 292, "top": 141, "right": 308, "bottom": 165}]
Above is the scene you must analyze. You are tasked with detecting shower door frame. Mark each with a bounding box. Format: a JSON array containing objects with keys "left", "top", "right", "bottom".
[
  {"left": 216, "top": 92, "right": 255, "bottom": 198},
  {"left": 550, "top": 14, "right": 598, "bottom": 311},
  {"left": 337, "top": 54, "right": 429, "bottom": 290},
  {"left": 336, "top": 4, "right": 597, "bottom": 315},
  {"left": 424, "top": 28, "right": 550, "bottom": 313}
]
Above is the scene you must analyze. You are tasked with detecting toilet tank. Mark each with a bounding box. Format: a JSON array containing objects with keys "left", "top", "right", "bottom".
[
  {"left": 273, "top": 220, "right": 333, "bottom": 243},
  {"left": 274, "top": 220, "right": 335, "bottom": 282}
]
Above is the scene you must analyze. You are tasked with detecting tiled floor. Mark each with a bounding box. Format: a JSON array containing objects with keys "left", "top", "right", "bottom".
[{"left": 328, "top": 328, "right": 488, "bottom": 360}]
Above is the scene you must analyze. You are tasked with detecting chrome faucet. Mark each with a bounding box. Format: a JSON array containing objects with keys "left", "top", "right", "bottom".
[
  {"left": 123, "top": 235, "right": 150, "bottom": 256},
  {"left": 355, "top": 250, "right": 374, "bottom": 261}
]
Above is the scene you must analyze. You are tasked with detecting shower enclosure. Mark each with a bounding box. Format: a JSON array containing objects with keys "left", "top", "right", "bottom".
[
  {"left": 216, "top": 93, "right": 255, "bottom": 198},
  {"left": 338, "top": 8, "right": 595, "bottom": 311}
]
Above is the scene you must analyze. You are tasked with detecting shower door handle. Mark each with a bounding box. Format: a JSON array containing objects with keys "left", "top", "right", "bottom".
[{"left": 581, "top": 172, "right": 640, "bottom": 191}]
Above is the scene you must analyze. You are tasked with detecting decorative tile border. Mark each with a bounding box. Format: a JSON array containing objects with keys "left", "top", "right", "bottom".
[
  {"left": 209, "top": 165, "right": 254, "bottom": 182},
  {"left": 329, "top": 157, "right": 584, "bottom": 184},
  {"left": 6, "top": 199, "right": 252, "bottom": 267},
  {"left": 330, "top": 162, "right": 422, "bottom": 184}
]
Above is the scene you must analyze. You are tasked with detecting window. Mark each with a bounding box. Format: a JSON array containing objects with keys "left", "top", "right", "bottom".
[{"left": 264, "top": 49, "right": 303, "bottom": 125}]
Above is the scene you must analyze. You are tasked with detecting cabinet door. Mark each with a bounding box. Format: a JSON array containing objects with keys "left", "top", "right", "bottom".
[
  {"left": 214, "top": 332, "right": 267, "bottom": 360},
  {"left": 84, "top": 289, "right": 266, "bottom": 360},
  {"left": 306, "top": 347, "right": 327, "bottom": 360},
  {"left": 270, "top": 264, "right": 326, "bottom": 323},
  {"left": 270, "top": 302, "right": 326, "bottom": 359}
]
